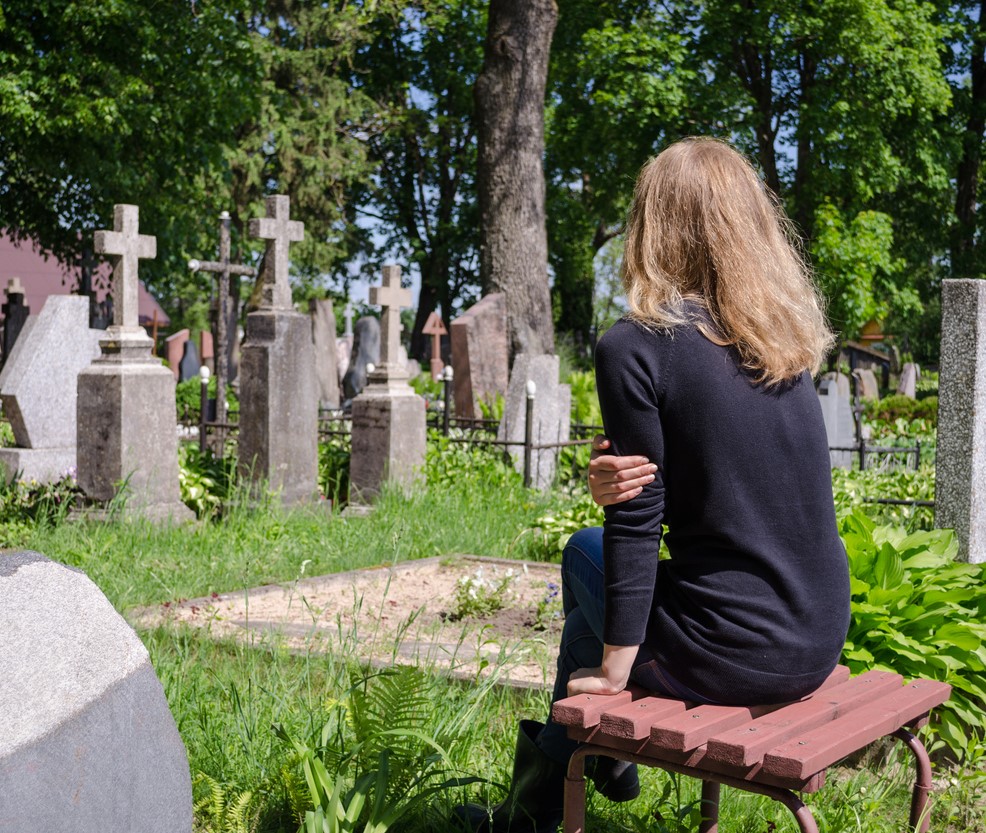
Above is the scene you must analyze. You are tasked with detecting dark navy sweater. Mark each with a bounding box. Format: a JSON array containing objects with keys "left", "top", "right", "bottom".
[{"left": 594, "top": 316, "right": 850, "bottom": 704}]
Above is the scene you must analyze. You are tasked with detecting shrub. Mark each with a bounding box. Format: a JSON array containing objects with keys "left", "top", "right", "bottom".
[
  {"left": 840, "top": 510, "right": 986, "bottom": 758},
  {"left": 175, "top": 376, "right": 239, "bottom": 422},
  {"left": 178, "top": 445, "right": 234, "bottom": 518},
  {"left": 319, "top": 438, "right": 351, "bottom": 505}
]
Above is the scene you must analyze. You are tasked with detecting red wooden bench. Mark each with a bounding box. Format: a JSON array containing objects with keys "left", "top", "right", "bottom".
[{"left": 552, "top": 666, "right": 951, "bottom": 833}]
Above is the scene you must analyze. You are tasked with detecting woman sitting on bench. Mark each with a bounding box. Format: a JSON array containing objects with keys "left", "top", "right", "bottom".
[{"left": 455, "top": 137, "right": 851, "bottom": 833}]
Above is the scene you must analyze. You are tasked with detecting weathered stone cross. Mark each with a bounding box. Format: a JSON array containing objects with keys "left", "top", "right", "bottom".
[
  {"left": 369, "top": 264, "right": 411, "bottom": 376},
  {"left": 94, "top": 204, "right": 156, "bottom": 331},
  {"left": 189, "top": 211, "right": 259, "bottom": 426},
  {"left": 248, "top": 195, "right": 304, "bottom": 309}
]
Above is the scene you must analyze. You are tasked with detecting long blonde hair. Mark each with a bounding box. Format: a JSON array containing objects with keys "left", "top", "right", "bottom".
[{"left": 622, "top": 137, "right": 833, "bottom": 385}]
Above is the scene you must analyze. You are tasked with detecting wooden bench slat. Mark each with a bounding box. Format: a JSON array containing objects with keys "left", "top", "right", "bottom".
[
  {"left": 598, "top": 696, "right": 687, "bottom": 739},
  {"left": 552, "top": 690, "right": 635, "bottom": 729},
  {"left": 649, "top": 703, "right": 782, "bottom": 753},
  {"left": 761, "top": 679, "right": 952, "bottom": 780},
  {"left": 704, "top": 669, "right": 903, "bottom": 767}
]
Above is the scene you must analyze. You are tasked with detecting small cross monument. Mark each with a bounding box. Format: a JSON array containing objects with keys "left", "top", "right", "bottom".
[
  {"left": 249, "top": 195, "right": 304, "bottom": 310},
  {"left": 368, "top": 264, "right": 411, "bottom": 384},
  {"left": 94, "top": 204, "right": 155, "bottom": 353}
]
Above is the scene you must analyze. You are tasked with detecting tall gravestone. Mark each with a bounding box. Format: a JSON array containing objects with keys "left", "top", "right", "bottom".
[
  {"left": 342, "top": 316, "right": 381, "bottom": 405},
  {"left": 450, "top": 293, "right": 509, "bottom": 419},
  {"left": 897, "top": 362, "right": 919, "bottom": 398},
  {"left": 349, "top": 265, "right": 426, "bottom": 505},
  {"left": 817, "top": 377, "right": 855, "bottom": 469},
  {"left": 1, "top": 277, "right": 30, "bottom": 370},
  {"left": 0, "top": 296, "right": 102, "bottom": 482},
  {"left": 935, "top": 279, "right": 986, "bottom": 563},
  {"left": 497, "top": 353, "right": 571, "bottom": 490},
  {"left": 336, "top": 302, "right": 355, "bottom": 385},
  {"left": 1, "top": 551, "right": 191, "bottom": 830},
  {"left": 76, "top": 204, "right": 191, "bottom": 521},
  {"left": 238, "top": 195, "right": 318, "bottom": 505},
  {"left": 178, "top": 340, "right": 201, "bottom": 382},
  {"left": 310, "top": 298, "right": 341, "bottom": 409}
]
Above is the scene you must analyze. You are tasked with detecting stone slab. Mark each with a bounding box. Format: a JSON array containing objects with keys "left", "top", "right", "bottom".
[
  {"left": 0, "top": 446, "right": 75, "bottom": 484},
  {"left": 76, "top": 359, "right": 192, "bottom": 521},
  {"left": 342, "top": 316, "right": 381, "bottom": 404},
  {"left": 349, "top": 385, "right": 426, "bottom": 504},
  {"left": 496, "top": 353, "right": 571, "bottom": 490},
  {"left": 164, "top": 328, "right": 189, "bottom": 380},
  {"left": 450, "top": 293, "right": 509, "bottom": 419},
  {"left": 310, "top": 299, "right": 340, "bottom": 409},
  {"left": 817, "top": 378, "right": 855, "bottom": 469},
  {"left": 238, "top": 308, "right": 318, "bottom": 505},
  {"left": 935, "top": 279, "right": 986, "bottom": 563},
  {"left": 853, "top": 367, "right": 880, "bottom": 400},
  {"left": 0, "top": 551, "right": 191, "bottom": 831},
  {"left": 897, "top": 362, "right": 918, "bottom": 398},
  {"left": 0, "top": 295, "right": 102, "bottom": 450}
]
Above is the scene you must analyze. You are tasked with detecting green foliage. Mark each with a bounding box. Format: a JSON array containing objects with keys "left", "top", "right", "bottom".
[
  {"left": 865, "top": 394, "right": 938, "bottom": 425},
  {"left": 178, "top": 445, "right": 234, "bottom": 520},
  {"left": 175, "top": 376, "right": 239, "bottom": 423},
  {"left": 812, "top": 204, "right": 918, "bottom": 340},
  {"left": 831, "top": 465, "right": 935, "bottom": 530},
  {"left": 840, "top": 510, "right": 986, "bottom": 757},
  {"left": 319, "top": 439, "right": 351, "bottom": 507},
  {"left": 526, "top": 498, "right": 605, "bottom": 562},
  {"left": 532, "top": 580, "right": 562, "bottom": 631},
  {"left": 0, "top": 420, "right": 15, "bottom": 447},
  {"left": 424, "top": 432, "right": 520, "bottom": 491},
  {"left": 567, "top": 370, "right": 602, "bottom": 427},
  {"left": 0, "top": 471, "right": 80, "bottom": 544},
  {"left": 476, "top": 394, "right": 505, "bottom": 423},
  {"left": 193, "top": 772, "right": 261, "bottom": 833}
]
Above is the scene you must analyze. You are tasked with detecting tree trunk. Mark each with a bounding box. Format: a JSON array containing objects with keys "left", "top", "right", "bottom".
[
  {"left": 953, "top": 0, "right": 986, "bottom": 278},
  {"left": 475, "top": 0, "right": 558, "bottom": 361}
]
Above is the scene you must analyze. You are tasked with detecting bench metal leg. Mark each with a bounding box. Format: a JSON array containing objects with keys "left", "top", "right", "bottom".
[
  {"left": 564, "top": 746, "right": 591, "bottom": 833},
  {"left": 699, "top": 780, "right": 720, "bottom": 833},
  {"left": 893, "top": 728, "right": 934, "bottom": 833}
]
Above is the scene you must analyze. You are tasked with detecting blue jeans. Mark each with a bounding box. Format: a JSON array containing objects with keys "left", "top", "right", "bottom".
[{"left": 536, "top": 527, "right": 714, "bottom": 763}]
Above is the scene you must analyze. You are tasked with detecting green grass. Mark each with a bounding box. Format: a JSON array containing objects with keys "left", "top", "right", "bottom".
[{"left": 4, "top": 447, "right": 984, "bottom": 832}]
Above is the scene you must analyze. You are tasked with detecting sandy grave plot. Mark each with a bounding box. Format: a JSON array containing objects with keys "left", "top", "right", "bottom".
[{"left": 134, "top": 555, "right": 565, "bottom": 688}]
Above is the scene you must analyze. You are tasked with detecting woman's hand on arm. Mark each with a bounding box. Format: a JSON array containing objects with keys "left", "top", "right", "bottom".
[
  {"left": 588, "top": 435, "right": 657, "bottom": 507},
  {"left": 566, "top": 644, "right": 639, "bottom": 696}
]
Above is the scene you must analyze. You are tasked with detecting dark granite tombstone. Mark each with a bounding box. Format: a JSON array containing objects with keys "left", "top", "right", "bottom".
[
  {"left": 177, "top": 340, "right": 201, "bottom": 382},
  {"left": 1, "top": 277, "right": 30, "bottom": 369},
  {"left": 342, "top": 316, "right": 381, "bottom": 405}
]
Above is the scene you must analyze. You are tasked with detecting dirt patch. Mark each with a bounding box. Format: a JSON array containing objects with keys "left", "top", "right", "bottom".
[{"left": 133, "top": 555, "right": 565, "bottom": 688}]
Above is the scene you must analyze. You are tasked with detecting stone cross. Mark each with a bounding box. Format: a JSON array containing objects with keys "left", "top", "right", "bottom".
[
  {"left": 94, "top": 204, "right": 156, "bottom": 331},
  {"left": 422, "top": 311, "right": 447, "bottom": 381},
  {"left": 5, "top": 277, "right": 25, "bottom": 298},
  {"left": 369, "top": 264, "right": 411, "bottom": 375},
  {"left": 248, "top": 195, "right": 304, "bottom": 309},
  {"left": 189, "top": 211, "right": 258, "bottom": 426}
]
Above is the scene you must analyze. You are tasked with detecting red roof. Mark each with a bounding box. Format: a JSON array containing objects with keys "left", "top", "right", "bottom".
[{"left": 0, "top": 232, "right": 170, "bottom": 327}]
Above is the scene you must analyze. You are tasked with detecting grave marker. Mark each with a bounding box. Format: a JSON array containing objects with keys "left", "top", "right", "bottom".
[
  {"left": 189, "top": 211, "right": 258, "bottom": 427},
  {"left": 897, "top": 362, "right": 919, "bottom": 398},
  {"left": 422, "top": 311, "right": 447, "bottom": 381},
  {"left": 0, "top": 295, "right": 102, "bottom": 482},
  {"left": 1, "top": 551, "right": 191, "bottom": 830},
  {"left": 450, "top": 293, "right": 509, "bottom": 419},
  {"left": 310, "top": 298, "right": 341, "bottom": 409},
  {"left": 817, "top": 377, "right": 855, "bottom": 469},
  {"left": 77, "top": 204, "right": 190, "bottom": 521},
  {"left": 349, "top": 265, "right": 426, "bottom": 505},
  {"left": 936, "top": 279, "right": 986, "bottom": 563},
  {"left": 1, "top": 277, "right": 30, "bottom": 369},
  {"left": 238, "top": 195, "right": 318, "bottom": 504}
]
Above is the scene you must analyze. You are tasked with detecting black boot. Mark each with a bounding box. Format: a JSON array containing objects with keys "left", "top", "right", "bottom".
[
  {"left": 454, "top": 720, "right": 565, "bottom": 833},
  {"left": 585, "top": 756, "right": 640, "bottom": 803}
]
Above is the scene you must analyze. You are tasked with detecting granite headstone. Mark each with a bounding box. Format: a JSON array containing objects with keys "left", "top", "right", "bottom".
[
  {"left": 496, "top": 353, "right": 571, "bottom": 490},
  {"left": 310, "top": 298, "right": 341, "bottom": 409},
  {"left": 177, "top": 340, "right": 201, "bottom": 382},
  {"left": 450, "top": 293, "right": 509, "bottom": 419},
  {"left": 854, "top": 367, "right": 880, "bottom": 400},
  {"left": 935, "top": 279, "right": 986, "bottom": 563},
  {"left": 0, "top": 295, "right": 102, "bottom": 483},
  {"left": 0, "top": 550, "right": 191, "bottom": 830},
  {"left": 817, "top": 377, "right": 856, "bottom": 469},
  {"left": 342, "top": 316, "right": 381, "bottom": 405},
  {"left": 897, "top": 362, "right": 919, "bottom": 398}
]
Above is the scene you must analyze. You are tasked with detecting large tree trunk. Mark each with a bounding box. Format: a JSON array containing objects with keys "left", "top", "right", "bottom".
[
  {"left": 475, "top": 0, "right": 557, "bottom": 360},
  {"left": 953, "top": 0, "right": 986, "bottom": 278}
]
